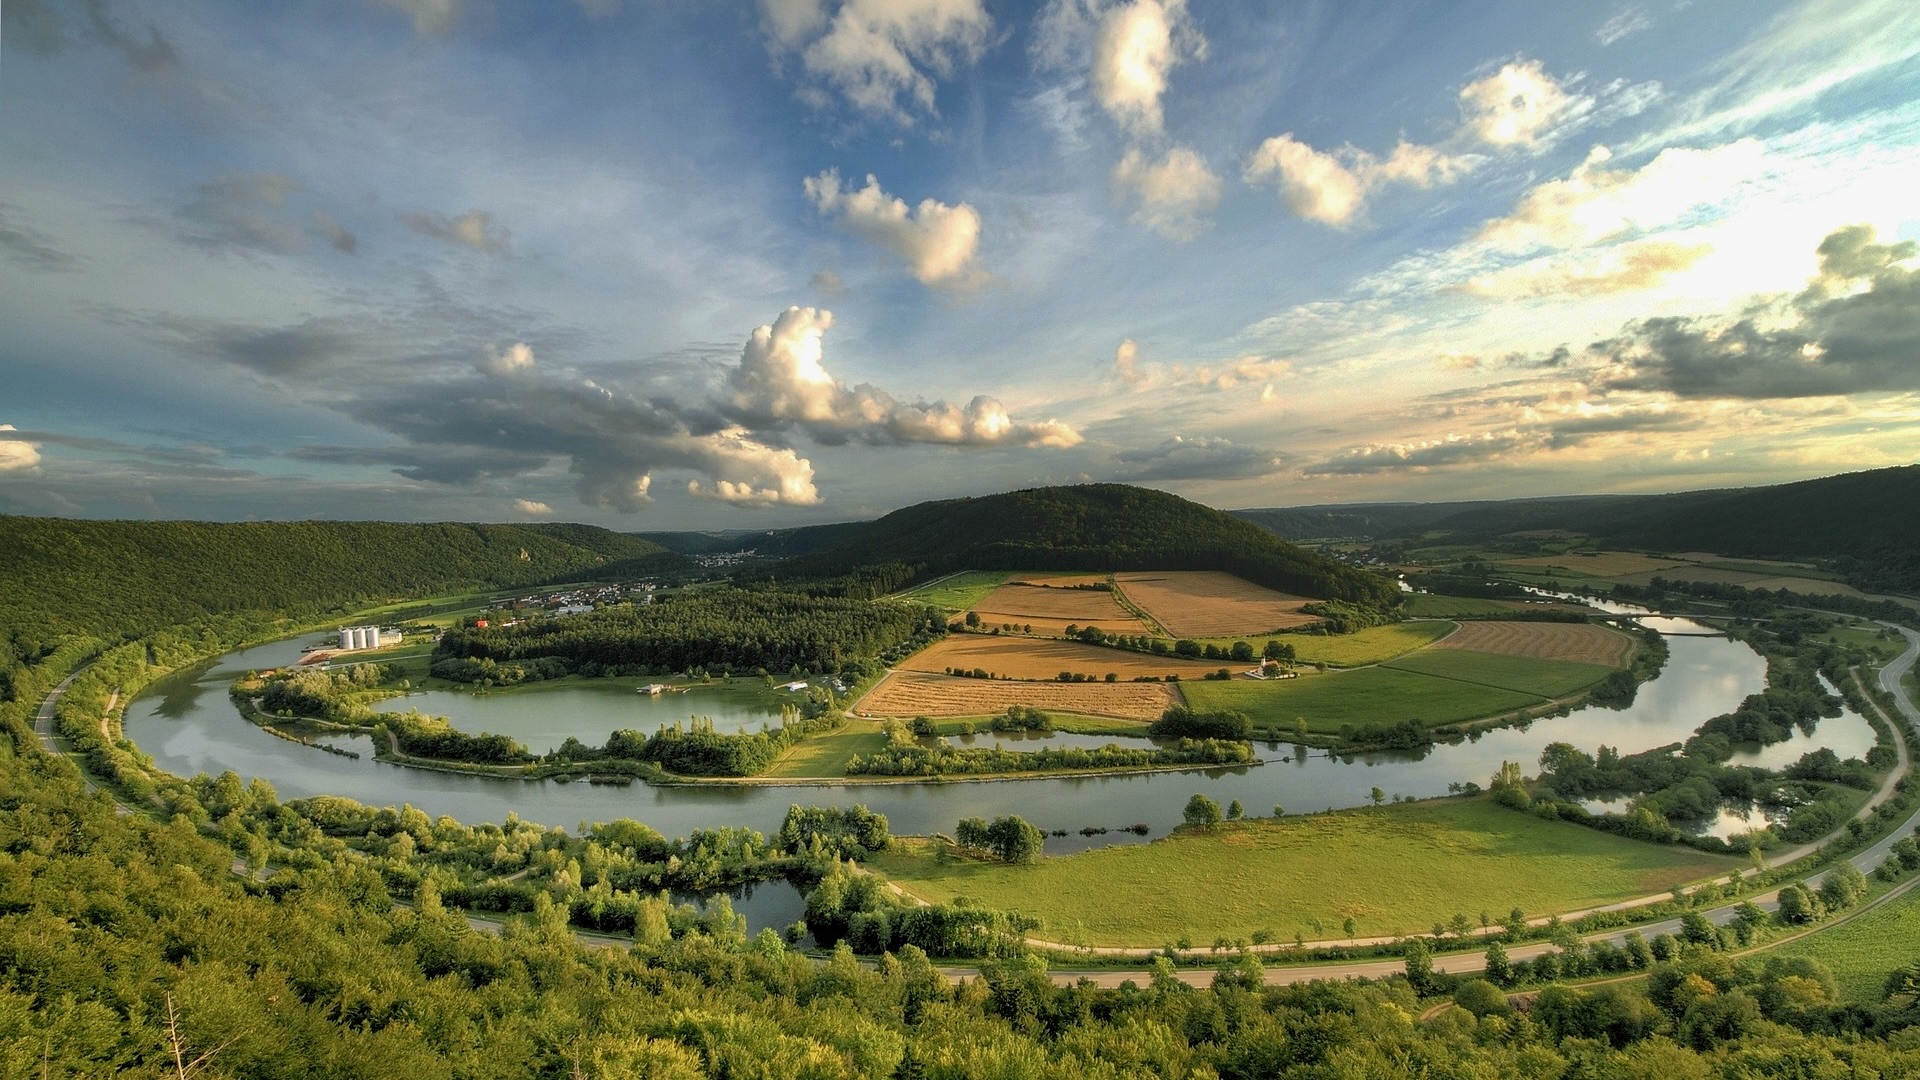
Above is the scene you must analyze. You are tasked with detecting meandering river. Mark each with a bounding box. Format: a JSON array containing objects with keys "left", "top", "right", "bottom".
[{"left": 117, "top": 614, "right": 1884, "bottom": 855}]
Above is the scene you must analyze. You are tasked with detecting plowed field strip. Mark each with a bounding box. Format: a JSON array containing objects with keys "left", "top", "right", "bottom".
[
  {"left": 1113, "top": 571, "right": 1319, "bottom": 638},
  {"left": 858, "top": 671, "right": 1178, "bottom": 720},
  {"left": 899, "top": 635, "right": 1225, "bottom": 680},
  {"left": 1431, "top": 621, "right": 1630, "bottom": 665}
]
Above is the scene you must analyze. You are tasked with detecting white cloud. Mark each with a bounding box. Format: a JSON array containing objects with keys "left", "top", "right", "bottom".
[
  {"left": 1462, "top": 239, "right": 1712, "bottom": 298},
  {"left": 761, "top": 0, "right": 991, "bottom": 124},
  {"left": 1479, "top": 140, "right": 1768, "bottom": 251},
  {"left": 725, "top": 307, "right": 1083, "bottom": 448},
  {"left": 1597, "top": 8, "right": 1652, "bottom": 46},
  {"left": 1090, "top": 0, "right": 1204, "bottom": 137},
  {"left": 513, "top": 498, "right": 553, "bottom": 515},
  {"left": 804, "top": 169, "right": 986, "bottom": 290},
  {"left": 481, "top": 342, "right": 537, "bottom": 377},
  {"left": 1111, "top": 145, "right": 1221, "bottom": 240},
  {"left": 368, "top": 0, "right": 460, "bottom": 37},
  {"left": 1458, "top": 59, "right": 1588, "bottom": 148},
  {"left": 1114, "top": 338, "right": 1143, "bottom": 384},
  {"left": 0, "top": 425, "right": 42, "bottom": 473},
  {"left": 1242, "top": 136, "right": 1465, "bottom": 228}
]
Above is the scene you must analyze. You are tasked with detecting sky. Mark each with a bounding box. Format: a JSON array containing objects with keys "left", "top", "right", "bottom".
[{"left": 2, "top": 0, "right": 1918, "bottom": 529}]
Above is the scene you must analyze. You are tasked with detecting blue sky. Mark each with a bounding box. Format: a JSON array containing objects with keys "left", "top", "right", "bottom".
[{"left": 3, "top": 0, "right": 1917, "bottom": 528}]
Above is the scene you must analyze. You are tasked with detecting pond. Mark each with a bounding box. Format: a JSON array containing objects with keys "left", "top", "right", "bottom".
[{"left": 124, "top": 622, "right": 1795, "bottom": 854}]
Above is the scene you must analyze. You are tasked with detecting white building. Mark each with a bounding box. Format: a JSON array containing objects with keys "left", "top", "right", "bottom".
[{"left": 337, "top": 625, "right": 383, "bottom": 651}]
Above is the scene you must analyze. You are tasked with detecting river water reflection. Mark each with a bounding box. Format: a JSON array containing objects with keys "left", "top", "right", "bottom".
[{"left": 124, "top": 622, "right": 1813, "bottom": 854}]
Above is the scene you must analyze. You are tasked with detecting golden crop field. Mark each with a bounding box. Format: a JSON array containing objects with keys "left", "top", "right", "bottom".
[
  {"left": 899, "top": 634, "right": 1225, "bottom": 680},
  {"left": 855, "top": 670, "right": 1178, "bottom": 720},
  {"left": 1113, "top": 570, "right": 1319, "bottom": 637},
  {"left": 1433, "top": 620, "right": 1632, "bottom": 665},
  {"left": 965, "top": 580, "right": 1152, "bottom": 636}
]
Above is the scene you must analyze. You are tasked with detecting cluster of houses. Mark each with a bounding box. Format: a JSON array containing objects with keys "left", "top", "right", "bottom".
[{"left": 493, "top": 580, "right": 658, "bottom": 618}]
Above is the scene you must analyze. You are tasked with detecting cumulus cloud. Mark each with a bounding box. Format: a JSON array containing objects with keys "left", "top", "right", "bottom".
[
  {"left": 1459, "top": 59, "right": 1588, "bottom": 148},
  {"left": 1113, "top": 339, "right": 1143, "bottom": 384},
  {"left": 724, "top": 307, "right": 1082, "bottom": 448},
  {"left": 513, "top": 498, "right": 554, "bottom": 515},
  {"left": 481, "top": 342, "right": 537, "bottom": 377},
  {"left": 1583, "top": 225, "right": 1920, "bottom": 400},
  {"left": 313, "top": 211, "right": 357, "bottom": 255},
  {"left": 368, "top": 0, "right": 461, "bottom": 37},
  {"left": 1112, "top": 435, "right": 1285, "bottom": 481},
  {"left": 0, "top": 426, "right": 43, "bottom": 473},
  {"left": 1243, "top": 136, "right": 1465, "bottom": 228},
  {"left": 804, "top": 170, "right": 986, "bottom": 290},
  {"left": 1090, "top": 0, "right": 1204, "bottom": 137},
  {"left": 1462, "top": 239, "right": 1711, "bottom": 298},
  {"left": 759, "top": 0, "right": 991, "bottom": 124},
  {"left": 1111, "top": 145, "right": 1221, "bottom": 240},
  {"left": 1479, "top": 140, "right": 1767, "bottom": 251},
  {"left": 402, "top": 209, "right": 509, "bottom": 254}
]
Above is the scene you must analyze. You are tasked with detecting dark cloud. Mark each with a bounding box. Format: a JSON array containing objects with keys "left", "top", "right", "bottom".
[
  {"left": 1110, "top": 436, "right": 1287, "bottom": 481},
  {"left": 174, "top": 173, "right": 308, "bottom": 255},
  {"left": 157, "top": 314, "right": 364, "bottom": 377},
  {"left": 289, "top": 444, "right": 550, "bottom": 485},
  {"left": 313, "top": 211, "right": 358, "bottom": 255},
  {"left": 84, "top": 0, "right": 177, "bottom": 74},
  {"left": 1587, "top": 225, "right": 1920, "bottom": 399},
  {"left": 2, "top": 0, "right": 66, "bottom": 54},
  {"left": 401, "top": 209, "right": 509, "bottom": 254},
  {"left": 0, "top": 205, "right": 79, "bottom": 271}
]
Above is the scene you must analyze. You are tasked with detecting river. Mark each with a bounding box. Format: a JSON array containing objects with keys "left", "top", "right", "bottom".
[{"left": 120, "top": 619, "right": 1875, "bottom": 854}]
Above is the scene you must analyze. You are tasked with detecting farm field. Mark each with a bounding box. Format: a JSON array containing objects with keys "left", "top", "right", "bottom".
[
  {"left": 1114, "top": 570, "right": 1319, "bottom": 637},
  {"left": 1204, "top": 622, "right": 1453, "bottom": 667},
  {"left": 965, "top": 579, "right": 1152, "bottom": 637},
  {"left": 1498, "top": 553, "right": 1693, "bottom": 577},
  {"left": 1178, "top": 667, "right": 1542, "bottom": 734},
  {"left": 898, "top": 634, "right": 1224, "bottom": 681},
  {"left": 897, "top": 571, "right": 1011, "bottom": 611},
  {"left": 873, "top": 797, "right": 1737, "bottom": 947},
  {"left": 1772, "top": 882, "right": 1920, "bottom": 1002},
  {"left": 857, "top": 670, "right": 1180, "bottom": 720},
  {"left": 1400, "top": 594, "right": 1590, "bottom": 618},
  {"left": 763, "top": 722, "right": 890, "bottom": 778},
  {"left": 1381, "top": 650, "right": 1617, "bottom": 699},
  {"left": 1432, "top": 621, "right": 1632, "bottom": 665}
]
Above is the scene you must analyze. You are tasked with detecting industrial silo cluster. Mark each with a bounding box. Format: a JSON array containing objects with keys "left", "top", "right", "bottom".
[{"left": 337, "top": 626, "right": 383, "bottom": 651}]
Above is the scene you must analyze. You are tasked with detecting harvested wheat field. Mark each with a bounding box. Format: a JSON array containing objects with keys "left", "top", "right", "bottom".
[
  {"left": 1113, "top": 570, "right": 1319, "bottom": 637},
  {"left": 857, "top": 671, "right": 1179, "bottom": 720},
  {"left": 965, "top": 579, "right": 1151, "bottom": 636},
  {"left": 900, "top": 634, "right": 1224, "bottom": 681},
  {"left": 1434, "top": 621, "right": 1632, "bottom": 665}
]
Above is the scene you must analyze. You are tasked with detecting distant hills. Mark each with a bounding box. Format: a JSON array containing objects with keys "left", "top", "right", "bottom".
[
  {"left": 1232, "top": 465, "right": 1920, "bottom": 593},
  {"left": 746, "top": 483, "right": 1400, "bottom": 605},
  {"left": 0, "top": 518, "right": 683, "bottom": 662}
]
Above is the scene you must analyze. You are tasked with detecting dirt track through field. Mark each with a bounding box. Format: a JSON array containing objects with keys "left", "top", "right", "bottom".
[
  {"left": 857, "top": 670, "right": 1178, "bottom": 720},
  {"left": 1113, "top": 571, "right": 1318, "bottom": 638},
  {"left": 1432, "top": 621, "right": 1631, "bottom": 665},
  {"left": 900, "top": 635, "right": 1225, "bottom": 681}
]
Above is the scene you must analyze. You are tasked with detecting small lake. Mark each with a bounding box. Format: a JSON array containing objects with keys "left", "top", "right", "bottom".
[
  {"left": 123, "top": 621, "right": 1815, "bottom": 854},
  {"left": 370, "top": 680, "right": 798, "bottom": 753}
]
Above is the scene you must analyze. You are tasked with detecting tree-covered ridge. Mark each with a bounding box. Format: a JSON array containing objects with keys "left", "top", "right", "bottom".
[
  {"left": 756, "top": 484, "right": 1399, "bottom": 604},
  {"left": 435, "top": 588, "right": 945, "bottom": 676},
  {"left": 0, "top": 516, "right": 684, "bottom": 664}
]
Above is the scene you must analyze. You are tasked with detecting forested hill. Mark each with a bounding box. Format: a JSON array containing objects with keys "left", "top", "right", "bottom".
[
  {"left": 0, "top": 517, "right": 683, "bottom": 654},
  {"left": 757, "top": 484, "right": 1399, "bottom": 605},
  {"left": 1603, "top": 465, "right": 1920, "bottom": 591}
]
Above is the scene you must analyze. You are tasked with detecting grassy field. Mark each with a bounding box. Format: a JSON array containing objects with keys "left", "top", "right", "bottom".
[
  {"left": 1283, "top": 622, "right": 1456, "bottom": 666},
  {"left": 897, "top": 571, "right": 1013, "bottom": 611},
  {"left": 1401, "top": 595, "right": 1522, "bottom": 618},
  {"left": 1381, "top": 649, "right": 1616, "bottom": 698},
  {"left": 873, "top": 797, "right": 1738, "bottom": 946},
  {"left": 763, "top": 722, "right": 890, "bottom": 778},
  {"left": 1771, "top": 883, "right": 1920, "bottom": 1002},
  {"left": 1178, "top": 667, "right": 1542, "bottom": 734}
]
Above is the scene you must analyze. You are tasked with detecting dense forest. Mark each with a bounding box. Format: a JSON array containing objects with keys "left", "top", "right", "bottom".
[
  {"left": 434, "top": 589, "right": 946, "bottom": 677},
  {"left": 0, "top": 516, "right": 683, "bottom": 674},
  {"left": 746, "top": 484, "right": 1399, "bottom": 604}
]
